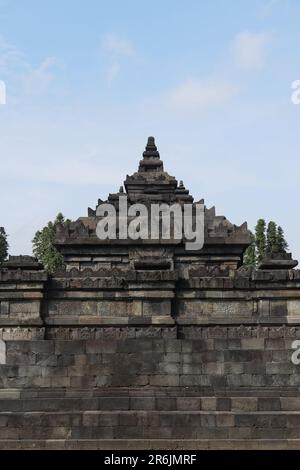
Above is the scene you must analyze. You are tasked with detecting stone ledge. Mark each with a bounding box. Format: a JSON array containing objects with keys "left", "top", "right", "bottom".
[
  {"left": 45, "top": 316, "right": 175, "bottom": 326},
  {"left": 0, "top": 438, "right": 299, "bottom": 450}
]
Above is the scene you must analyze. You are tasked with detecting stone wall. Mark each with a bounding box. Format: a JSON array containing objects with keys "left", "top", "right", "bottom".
[
  {"left": 0, "top": 138, "right": 300, "bottom": 448},
  {"left": 0, "top": 327, "right": 300, "bottom": 446},
  {"left": 0, "top": 326, "right": 299, "bottom": 390}
]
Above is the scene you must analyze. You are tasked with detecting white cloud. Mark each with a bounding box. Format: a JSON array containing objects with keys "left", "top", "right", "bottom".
[
  {"left": 23, "top": 56, "right": 64, "bottom": 94},
  {"left": 0, "top": 35, "right": 27, "bottom": 73},
  {"left": 106, "top": 61, "right": 120, "bottom": 82},
  {"left": 165, "top": 79, "right": 238, "bottom": 113},
  {"left": 102, "top": 33, "right": 134, "bottom": 57},
  {"left": 233, "top": 31, "right": 272, "bottom": 69},
  {"left": 101, "top": 33, "right": 135, "bottom": 81},
  {"left": 0, "top": 35, "right": 63, "bottom": 97},
  {"left": 259, "top": 0, "right": 288, "bottom": 18}
]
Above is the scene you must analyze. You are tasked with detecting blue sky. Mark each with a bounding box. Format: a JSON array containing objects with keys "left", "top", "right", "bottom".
[{"left": 0, "top": 0, "right": 300, "bottom": 259}]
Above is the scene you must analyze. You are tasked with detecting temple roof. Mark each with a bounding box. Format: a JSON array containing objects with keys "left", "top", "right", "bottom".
[
  {"left": 123, "top": 136, "right": 193, "bottom": 204},
  {"left": 54, "top": 136, "right": 251, "bottom": 250}
]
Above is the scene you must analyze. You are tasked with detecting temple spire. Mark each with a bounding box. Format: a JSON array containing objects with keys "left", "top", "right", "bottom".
[
  {"left": 142, "top": 136, "right": 160, "bottom": 160},
  {"left": 138, "top": 136, "right": 163, "bottom": 172}
]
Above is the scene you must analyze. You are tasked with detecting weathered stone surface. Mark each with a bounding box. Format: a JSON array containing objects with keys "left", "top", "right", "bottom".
[{"left": 0, "top": 137, "right": 300, "bottom": 448}]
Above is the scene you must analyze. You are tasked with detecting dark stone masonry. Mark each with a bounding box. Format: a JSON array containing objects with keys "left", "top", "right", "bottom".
[{"left": 1, "top": 137, "right": 300, "bottom": 449}]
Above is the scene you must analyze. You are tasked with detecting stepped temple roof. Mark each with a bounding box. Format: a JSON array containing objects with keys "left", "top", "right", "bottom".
[{"left": 54, "top": 137, "right": 251, "bottom": 266}]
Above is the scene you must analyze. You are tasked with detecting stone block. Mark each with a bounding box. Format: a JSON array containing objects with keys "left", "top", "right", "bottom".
[
  {"left": 10, "top": 301, "right": 39, "bottom": 314},
  {"left": 182, "top": 363, "right": 202, "bottom": 375},
  {"left": 142, "top": 301, "right": 170, "bottom": 316},
  {"left": 113, "top": 425, "right": 143, "bottom": 439},
  {"left": 266, "top": 362, "right": 293, "bottom": 374},
  {"left": 216, "top": 413, "right": 234, "bottom": 427},
  {"left": 224, "top": 362, "right": 244, "bottom": 374},
  {"left": 69, "top": 376, "right": 97, "bottom": 389},
  {"left": 200, "top": 414, "right": 216, "bottom": 427},
  {"left": 216, "top": 398, "right": 231, "bottom": 411},
  {"left": 18, "top": 365, "right": 43, "bottom": 377},
  {"left": 119, "top": 412, "right": 138, "bottom": 427},
  {"left": 82, "top": 411, "right": 99, "bottom": 427},
  {"left": 287, "top": 415, "right": 300, "bottom": 428},
  {"left": 171, "top": 426, "right": 197, "bottom": 439},
  {"left": 235, "top": 414, "right": 257, "bottom": 427},
  {"left": 270, "top": 300, "right": 288, "bottom": 316},
  {"left": 228, "top": 427, "right": 252, "bottom": 439},
  {"left": 243, "top": 361, "right": 265, "bottom": 374},
  {"left": 251, "top": 374, "right": 267, "bottom": 386},
  {"left": 272, "top": 350, "right": 292, "bottom": 361},
  {"left": 288, "top": 375, "right": 300, "bottom": 386},
  {"left": 35, "top": 354, "right": 57, "bottom": 367},
  {"left": 151, "top": 339, "right": 165, "bottom": 352},
  {"left": 241, "top": 338, "right": 264, "bottom": 350},
  {"left": 212, "top": 339, "right": 228, "bottom": 350},
  {"left": 31, "top": 341, "right": 55, "bottom": 354},
  {"left": 0, "top": 301, "right": 9, "bottom": 315},
  {"left": 6, "top": 341, "right": 30, "bottom": 353},
  {"left": 116, "top": 339, "right": 152, "bottom": 353},
  {"left": 150, "top": 375, "right": 179, "bottom": 386},
  {"left": 224, "top": 350, "right": 253, "bottom": 362},
  {"left": 281, "top": 397, "right": 300, "bottom": 411},
  {"left": 180, "top": 375, "right": 210, "bottom": 386},
  {"left": 55, "top": 341, "right": 85, "bottom": 355},
  {"left": 202, "top": 362, "right": 224, "bottom": 375},
  {"left": 211, "top": 375, "right": 227, "bottom": 387},
  {"left": 164, "top": 340, "right": 181, "bottom": 353},
  {"left": 99, "top": 397, "right": 129, "bottom": 410},
  {"left": 143, "top": 426, "right": 172, "bottom": 439},
  {"left": 0, "top": 415, "right": 9, "bottom": 427},
  {"left": 31, "top": 377, "right": 52, "bottom": 388},
  {"left": 192, "top": 340, "right": 214, "bottom": 351},
  {"left": 257, "top": 414, "right": 286, "bottom": 429},
  {"left": 86, "top": 339, "right": 117, "bottom": 354},
  {"left": 181, "top": 341, "right": 193, "bottom": 353},
  {"left": 265, "top": 338, "right": 286, "bottom": 350},
  {"left": 42, "top": 366, "right": 68, "bottom": 377},
  {"left": 50, "top": 377, "right": 70, "bottom": 387},
  {"left": 156, "top": 397, "right": 176, "bottom": 411},
  {"left": 130, "top": 397, "right": 155, "bottom": 410},
  {"left": 207, "top": 327, "right": 228, "bottom": 339},
  {"left": 157, "top": 362, "right": 180, "bottom": 375},
  {"left": 176, "top": 397, "right": 201, "bottom": 411},
  {"left": 227, "top": 374, "right": 252, "bottom": 386},
  {"left": 163, "top": 353, "right": 180, "bottom": 362},
  {"left": 257, "top": 398, "right": 281, "bottom": 411},
  {"left": 266, "top": 374, "right": 291, "bottom": 386},
  {"left": 57, "top": 355, "right": 74, "bottom": 366},
  {"left": 201, "top": 398, "right": 217, "bottom": 411}
]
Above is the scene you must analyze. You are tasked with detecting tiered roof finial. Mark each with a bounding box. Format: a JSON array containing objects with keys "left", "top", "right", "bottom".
[
  {"left": 146, "top": 136, "right": 156, "bottom": 148},
  {"left": 138, "top": 136, "right": 163, "bottom": 172},
  {"left": 142, "top": 136, "right": 160, "bottom": 160}
]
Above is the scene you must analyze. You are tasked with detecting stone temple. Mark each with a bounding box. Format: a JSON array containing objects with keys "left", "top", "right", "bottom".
[{"left": 1, "top": 137, "right": 300, "bottom": 449}]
